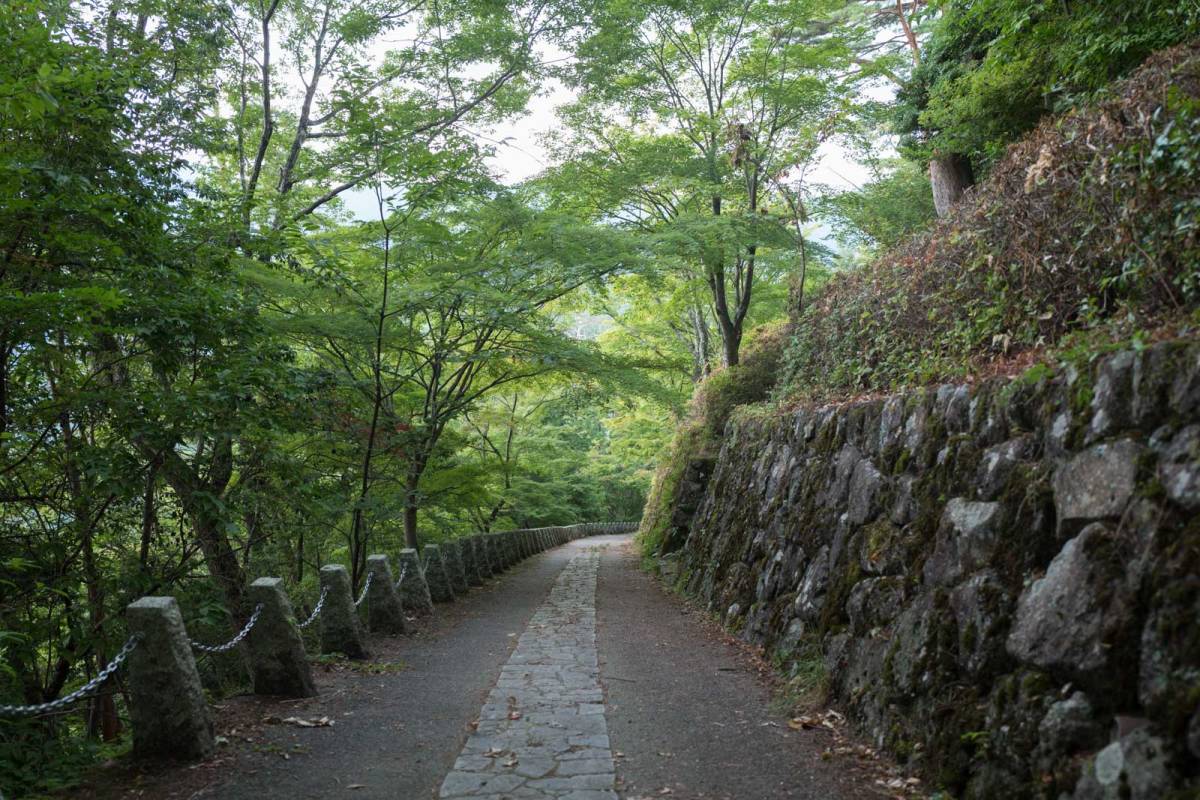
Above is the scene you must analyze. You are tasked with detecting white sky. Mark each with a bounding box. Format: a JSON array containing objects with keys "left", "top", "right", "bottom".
[{"left": 342, "top": 73, "right": 886, "bottom": 228}]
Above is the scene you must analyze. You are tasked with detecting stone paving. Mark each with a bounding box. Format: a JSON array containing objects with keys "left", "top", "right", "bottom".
[{"left": 439, "top": 549, "right": 617, "bottom": 800}]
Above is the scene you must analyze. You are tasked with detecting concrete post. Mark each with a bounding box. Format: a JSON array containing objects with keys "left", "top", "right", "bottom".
[
  {"left": 443, "top": 540, "right": 470, "bottom": 595},
  {"left": 396, "top": 548, "right": 434, "bottom": 614},
  {"left": 319, "top": 565, "right": 368, "bottom": 659},
  {"left": 461, "top": 535, "right": 484, "bottom": 586},
  {"left": 246, "top": 578, "right": 317, "bottom": 697},
  {"left": 125, "top": 597, "right": 215, "bottom": 760},
  {"left": 422, "top": 544, "right": 456, "bottom": 603},
  {"left": 505, "top": 531, "right": 520, "bottom": 565},
  {"left": 365, "top": 555, "right": 408, "bottom": 635},
  {"left": 471, "top": 535, "right": 493, "bottom": 580}
]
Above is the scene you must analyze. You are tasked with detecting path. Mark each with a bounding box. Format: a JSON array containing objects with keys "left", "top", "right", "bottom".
[{"left": 148, "top": 536, "right": 880, "bottom": 799}]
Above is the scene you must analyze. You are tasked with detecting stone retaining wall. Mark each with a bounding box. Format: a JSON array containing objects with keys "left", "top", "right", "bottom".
[{"left": 669, "top": 340, "right": 1200, "bottom": 798}]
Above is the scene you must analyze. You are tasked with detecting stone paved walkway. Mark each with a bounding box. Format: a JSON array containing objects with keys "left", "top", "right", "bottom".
[{"left": 439, "top": 550, "right": 616, "bottom": 800}]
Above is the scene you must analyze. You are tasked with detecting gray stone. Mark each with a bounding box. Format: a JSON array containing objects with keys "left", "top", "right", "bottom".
[
  {"left": 319, "top": 564, "right": 368, "bottom": 659},
  {"left": 125, "top": 597, "right": 215, "bottom": 760},
  {"left": 826, "top": 444, "right": 862, "bottom": 506},
  {"left": 1037, "top": 691, "right": 1103, "bottom": 757},
  {"left": 845, "top": 576, "right": 904, "bottom": 634},
  {"left": 1189, "top": 707, "right": 1200, "bottom": 760},
  {"left": 793, "top": 546, "right": 830, "bottom": 622},
  {"left": 948, "top": 570, "right": 1012, "bottom": 677},
  {"left": 396, "top": 548, "right": 434, "bottom": 614},
  {"left": 1070, "top": 728, "right": 1173, "bottom": 800},
  {"left": 438, "top": 552, "right": 616, "bottom": 800},
  {"left": 945, "top": 384, "right": 971, "bottom": 434},
  {"left": 1053, "top": 440, "right": 1142, "bottom": 529},
  {"left": 1088, "top": 350, "right": 1135, "bottom": 441},
  {"left": 1137, "top": 577, "right": 1200, "bottom": 712},
  {"left": 245, "top": 577, "right": 317, "bottom": 697},
  {"left": 1155, "top": 424, "right": 1200, "bottom": 510},
  {"left": 879, "top": 395, "right": 905, "bottom": 453},
  {"left": 976, "top": 435, "right": 1034, "bottom": 500},
  {"left": 1006, "top": 523, "right": 1136, "bottom": 676},
  {"left": 1169, "top": 343, "right": 1200, "bottom": 417},
  {"left": 847, "top": 459, "right": 884, "bottom": 525},
  {"left": 776, "top": 618, "right": 806, "bottom": 658},
  {"left": 488, "top": 534, "right": 507, "bottom": 572},
  {"left": 923, "top": 498, "right": 1002, "bottom": 586},
  {"left": 462, "top": 535, "right": 485, "bottom": 585},
  {"left": 1047, "top": 409, "right": 1073, "bottom": 458},
  {"left": 887, "top": 593, "right": 943, "bottom": 696},
  {"left": 471, "top": 535, "right": 494, "bottom": 579},
  {"left": 423, "top": 544, "right": 457, "bottom": 603},
  {"left": 889, "top": 475, "right": 917, "bottom": 526},
  {"left": 365, "top": 555, "right": 408, "bottom": 635},
  {"left": 904, "top": 398, "right": 928, "bottom": 453},
  {"left": 443, "top": 540, "right": 470, "bottom": 596}
]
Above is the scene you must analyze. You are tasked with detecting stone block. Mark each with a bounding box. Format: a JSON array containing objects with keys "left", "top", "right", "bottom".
[
  {"left": 396, "top": 548, "right": 434, "bottom": 614},
  {"left": 125, "top": 597, "right": 215, "bottom": 760},
  {"left": 923, "top": 498, "right": 1002, "bottom": 586},
  {"left": 246, "top": 577, "right": 317, "bottom": 697},
  {"left": 423, "top": 544, "right": 457, "bottom": 603},
  {"left": 442, "top": 540, "right": 470, "bottom": 595},
  {"left": 1007, "top": 523, "right": 1137, "bottom": 677},
  {"left": 461, "top": 536, "right": 484, "bottom": 586},
  {"left": 365, "top": 555, "right": 408, "bottom": 635},
  {"left": 1053, "top": 440, "right": 1142, "bottom": 530},
  {"left": 470, "top": 535, "right": 493, "bottom": 580},
  {"left": 319, "top": 565, "right": 368, "bottom": 659}
]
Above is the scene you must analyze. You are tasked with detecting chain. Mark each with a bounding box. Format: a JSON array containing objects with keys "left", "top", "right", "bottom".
[
  {"left": 0, "top": 634, "right": 141, "bottom": 718},
  {"left": 393, "top": 563, "right": 409, "bottom": 591},
  {"left": 354, "top": 571, "right": 374, "bottom": 607},
  {"left": 190, "top": 604, "right": 264, "bottom": 654},
  {"left": 297, "top": 586, "right": 328, "bottom": 629}
]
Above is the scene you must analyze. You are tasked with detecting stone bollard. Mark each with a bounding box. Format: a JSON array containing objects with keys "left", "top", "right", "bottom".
[
  {"left": 443, "top": 540, "right": 470, "bottom": 595},
  {"left": 365, "top": 555, "right": 408, "bottom": 635},
  {"left": 246, "top": 578, "right": 317, "bottom": 697},
  {"left": 486, "top": 534, "right": 506, "bottom": 573},
  {"left": 422, "top": 544, "right": 456, "bottom": 603},
  {"left": 505, "top": 531, "right": 520, "bottom": 565},
  {"left": 462, "top": 536, "right": 484, "bottom": 586},
  {"left": 396, "top": 549, "right": 434, "bottom": 614},
  {"left": 125, "top": 597, "right": 215, "bottom": 760},
  {"left": 319, "top": 565, "right": 368, "bottom": 659},
  {"left": 471, "top": 535, "right": 493, "bottom": 580}
]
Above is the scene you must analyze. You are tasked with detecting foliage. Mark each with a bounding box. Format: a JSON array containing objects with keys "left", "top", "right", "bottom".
[
  {"left": 896, "top": 0, "right": 1200, "bottom": 168},
  {"left": 777, "top": 42, "right": 1200, "bottom": 403},
  {"left": 638, "top": 322, "right": 787, "bottom": 555}
]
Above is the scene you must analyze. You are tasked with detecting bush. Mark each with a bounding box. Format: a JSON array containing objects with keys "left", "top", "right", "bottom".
[
  {"left": 638, "top": 323, "right": 787, "bottom": 555},
  {"left": 779, "top": 42, "right": 1200, "bottom": 403}
]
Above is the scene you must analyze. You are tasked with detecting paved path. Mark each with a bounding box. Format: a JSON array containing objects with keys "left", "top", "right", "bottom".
[
  {"left": 179, "top": 535, "right": 879, "bottom": 800},
  {"left": 440, "top": 550, "right": 615, "bottom": 799}
]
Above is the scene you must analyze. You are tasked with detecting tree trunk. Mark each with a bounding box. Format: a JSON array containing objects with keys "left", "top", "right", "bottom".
[
  {"left": 403, "top": 499, "right": 419, "bottom": 549},
  {"left": 930, "top": 152, "right": 975, "bottom": 217}
]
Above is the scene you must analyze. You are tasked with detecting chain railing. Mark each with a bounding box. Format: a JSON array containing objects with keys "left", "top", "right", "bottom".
[
  {"left": 297, "top": 586, "right": 329, "bottom": 629},
  {"left": 393, "top": 563, "right": 409, "bottom": 591},
  {"left": 189, "top": 603, "right": 264, "bottom": 654},
  {"left": 0, "top": 633, "right": 141, "bottom": 718},
  {"left": 354, "top": 570, "right": 374, "bottom": 607}
]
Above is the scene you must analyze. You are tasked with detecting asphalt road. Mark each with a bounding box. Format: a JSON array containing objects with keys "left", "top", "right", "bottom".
[{"left": 180, "top": 535, "right": 879, "bottom": 800}]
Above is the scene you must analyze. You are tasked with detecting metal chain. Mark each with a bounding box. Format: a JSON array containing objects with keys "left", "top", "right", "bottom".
[
  {"left": 297, "top": 586, "right": 328, "bottom": 629},
  {"left": 393, "top": 563, "right": 408, "bottom": 591},
  {"left": 354, "top": 571, "right": 374, "bottom": 607},
  {"left": 0, "top": 634, "right": 141, "bottom": 718},
  {"left": 190, "top": 604, "right": 264, "bottom": 654}
]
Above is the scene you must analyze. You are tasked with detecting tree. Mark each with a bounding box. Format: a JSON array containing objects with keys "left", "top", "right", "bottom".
[{"left": 556, "top": 0, "right": 851, "bottom": 365}]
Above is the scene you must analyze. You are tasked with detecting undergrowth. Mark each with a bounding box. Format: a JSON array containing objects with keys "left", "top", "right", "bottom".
[{"left": 776, "top": 41, "right": 1200, "bottom": 404}]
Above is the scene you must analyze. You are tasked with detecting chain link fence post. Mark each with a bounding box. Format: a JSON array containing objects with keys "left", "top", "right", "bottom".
[
  {"left": 318, "top": 565, "right": 368, "bottom": 659},
  {"left": 364, "top": 555, "right": 408, "bottom": 635},
  {"left": 245, "top": 578, "right": 317, "bottom": 697},
  {"left": 125, "top": 597, "right": 215, "bottom": 760}
]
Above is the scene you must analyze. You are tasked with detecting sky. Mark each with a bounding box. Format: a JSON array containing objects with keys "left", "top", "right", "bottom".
[{"left": 341, "top": 72, "right": 887, "bottom": 232}]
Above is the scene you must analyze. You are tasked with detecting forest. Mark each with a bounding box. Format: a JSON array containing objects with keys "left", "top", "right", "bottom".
[{"left": 3, "top": 0, "right": 1199, "bottom": 795}]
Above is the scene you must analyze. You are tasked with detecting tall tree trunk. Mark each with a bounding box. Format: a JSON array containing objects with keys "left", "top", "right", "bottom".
[{"left": 930, "top": 152, "right": 974, "bottom": 216}]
